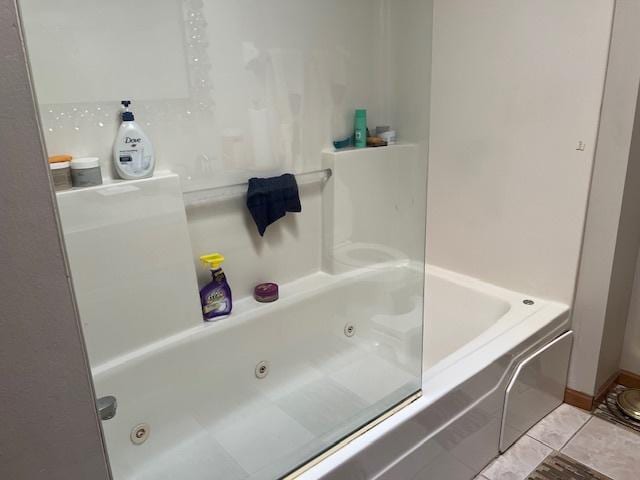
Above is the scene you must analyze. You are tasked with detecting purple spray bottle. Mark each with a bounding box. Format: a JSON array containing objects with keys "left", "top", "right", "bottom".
[{"left": 199, "top": 253, "right": 232, "bottom": 321}]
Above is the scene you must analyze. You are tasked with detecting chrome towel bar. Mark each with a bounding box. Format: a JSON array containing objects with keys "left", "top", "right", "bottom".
[{"left": 183, "top": 168, "right": 332, "bottom": 206}]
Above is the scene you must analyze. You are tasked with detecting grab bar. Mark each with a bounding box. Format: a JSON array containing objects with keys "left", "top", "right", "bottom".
[{"left": 183, "top": 168, "right": 332, "bottom": 206}]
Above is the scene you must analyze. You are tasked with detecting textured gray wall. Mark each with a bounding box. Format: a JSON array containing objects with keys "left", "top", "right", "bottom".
[
  {"left": 568, "top": 0, "right": 640, "bottom": 396},
  {"left": 599, "top": 82, "right": 640, "bottom": 385},
  {"left": 0, "top": 1, "right": 111, "bottom": 478}
]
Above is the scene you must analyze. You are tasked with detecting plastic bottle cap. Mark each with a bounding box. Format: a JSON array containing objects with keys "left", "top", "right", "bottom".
[
  {"left": 200, "top": 253, "right": 225, "bottom": 269},
  {"left": 49, "top": 161, "right": 70, "bottom": 170},
  {"left": 70, "top": 157, "right": 100, "bottom": 169},
  {"left": 48, "top": 154, "right": 72, "bottom": 164},
  {"left": 355, "top": 109, "right": 367, "bottom": 118}
]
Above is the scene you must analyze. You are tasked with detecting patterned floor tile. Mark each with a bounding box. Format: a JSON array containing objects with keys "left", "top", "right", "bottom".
[
  {"left": 527, "top": 404, "right": 591, "bottom": 450},
  {"left": 562, "top": 417, "right": 640, "bottom": 480},
  {"left": 482, "top": 435, "right": 551, "bottom": 480}
]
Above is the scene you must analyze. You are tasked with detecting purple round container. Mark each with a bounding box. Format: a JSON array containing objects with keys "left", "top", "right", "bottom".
[{"left": 254, "top": 283, "right": 279, "bottom": 303}]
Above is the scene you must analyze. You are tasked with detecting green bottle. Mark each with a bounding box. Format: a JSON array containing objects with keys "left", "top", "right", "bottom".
[{"left": 354, "top": 109, "right": 367, "bottom": 149}]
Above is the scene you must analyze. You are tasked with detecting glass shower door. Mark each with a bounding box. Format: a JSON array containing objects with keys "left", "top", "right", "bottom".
[{"left": 19, "top": 0, "right": 430, "bottom": 478}]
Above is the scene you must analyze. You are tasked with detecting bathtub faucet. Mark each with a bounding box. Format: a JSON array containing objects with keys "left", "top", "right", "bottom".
[{"left": 96, "top": 395, "right": 117, "bottom": 421}]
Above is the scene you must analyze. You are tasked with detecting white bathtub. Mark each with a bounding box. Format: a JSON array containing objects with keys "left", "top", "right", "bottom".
[
  {"left": 95, "top": 261, "right": 424, "bottom": 480},
  {"left": 299, "top": 266, "right": 570, "bottom": 480},
  {"left": 94, "top": 263, "right": 570, "bottom": 480}
]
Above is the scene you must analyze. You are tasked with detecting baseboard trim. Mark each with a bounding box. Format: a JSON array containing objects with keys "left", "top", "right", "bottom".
[
  {"left": 618, "top": 369, "right": 640, "bottom": 389},
  {"left": 564, "top": 369, "right": 640, "bottom": 412},
  {"left": 564, "top": 388, "right": 593, "bottom": 411}
]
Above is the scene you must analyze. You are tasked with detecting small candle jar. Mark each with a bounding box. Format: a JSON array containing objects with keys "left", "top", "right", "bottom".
[
  {"left": 254, "top": 283, "right": 279, "bottom": 303},
  {"left": 71, "top": 157, "right": 103, "bottom": 188},
  {"left": 49, "top": 161, "right": 72, "bottom": 191}
]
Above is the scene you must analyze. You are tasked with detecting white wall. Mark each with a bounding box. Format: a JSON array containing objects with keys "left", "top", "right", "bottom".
[
  {"left": 381, "top": 0, "right": 433, "bottom": 148},
  {"left": 569, "top": 0, "right": 640, "bottom": 395},
  {"left": 21, "top": 0, "right": 385, "bottom": 189},
  {"left": 188, "top": 183, "right": 325, "bottom": 298},
  {"left": 20, "top": 0, "right": 383, "bottom": 298},
  {"left": 56, "top": 174, "right": 206, "bottom": 365},
  {"left": 427, "top": 0, "right": 614, "bottom": 304},
  {"left": 21, "top": 0, "right": 433, "bottom": 300}
]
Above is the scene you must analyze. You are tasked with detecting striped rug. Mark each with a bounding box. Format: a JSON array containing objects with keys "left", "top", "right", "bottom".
[
  {"left": 528, "top": 453, "right": 611, "bottom": 480},
  {"left": 593, "top": 384, "right": 640, "bottom": 434}
]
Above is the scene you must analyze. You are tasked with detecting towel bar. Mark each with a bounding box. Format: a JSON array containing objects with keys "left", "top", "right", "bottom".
[{"left": 183, "top": 168, "right": 332, "bottom": 206}]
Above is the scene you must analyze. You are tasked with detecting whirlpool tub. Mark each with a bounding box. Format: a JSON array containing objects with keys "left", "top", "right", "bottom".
[
  {"left": 93, "top": 262, "right": 570, "bottom": 480},
  {"left": 299, "top": 265, "right": 571, "bottom": 480}
]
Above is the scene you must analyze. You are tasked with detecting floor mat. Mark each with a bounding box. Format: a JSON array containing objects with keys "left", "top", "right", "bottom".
[
  {"left": 593, "top": 384, "right": 640, "bottom": 434},
  {"left": 528, "top": 453, "right": 612, "bottom": 480}
]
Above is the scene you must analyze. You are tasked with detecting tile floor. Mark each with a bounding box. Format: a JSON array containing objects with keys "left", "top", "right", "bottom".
[{"left": 477, "top": 402, "right": 640, "bottom": 480}]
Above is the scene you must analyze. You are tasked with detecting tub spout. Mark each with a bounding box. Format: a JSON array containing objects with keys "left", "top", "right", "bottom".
[{"left": 97, "top": 395, "right": 117, "bottom": 421}]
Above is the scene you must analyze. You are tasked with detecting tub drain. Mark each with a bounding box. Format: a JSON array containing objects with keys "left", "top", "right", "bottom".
[
  {"left": 255, "top": 361, "right": 270, "bottom": 379},
  {"left": 344, "top": 323, "right": 356, "bottom": 337},
  {"left": 131, "top": 423, "right": 150, "bottom": 445}
]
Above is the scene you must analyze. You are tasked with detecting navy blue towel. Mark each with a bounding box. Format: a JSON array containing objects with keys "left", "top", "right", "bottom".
[{"left": 246, "top": 174, "right": 302, "bottom": 236}]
